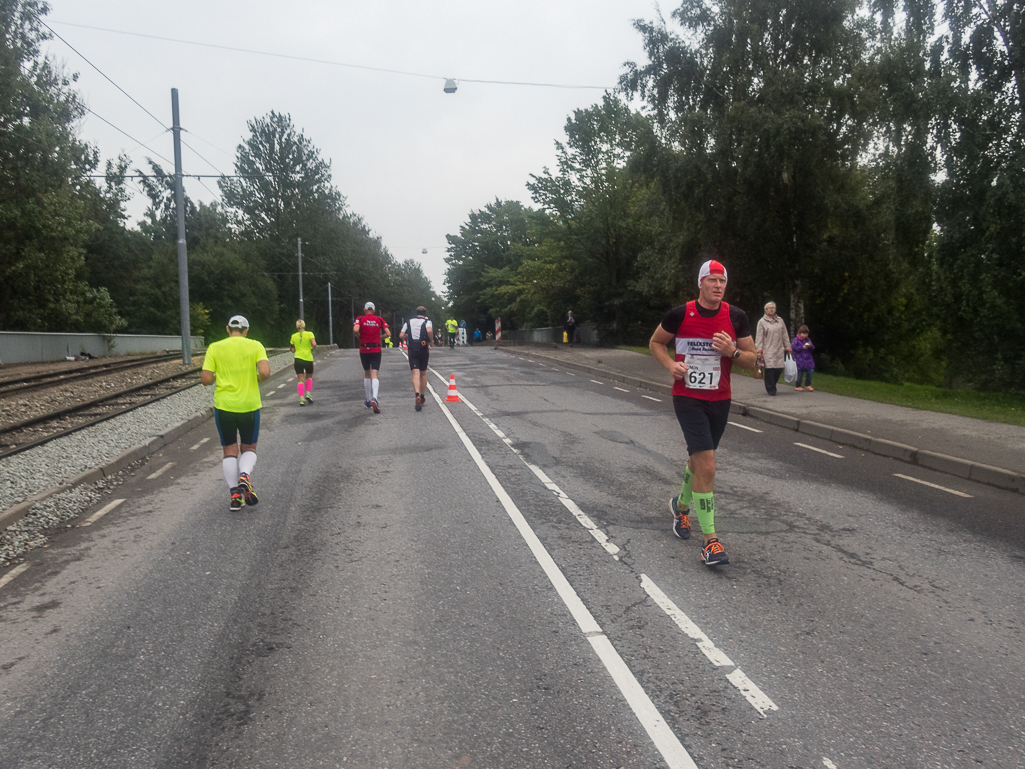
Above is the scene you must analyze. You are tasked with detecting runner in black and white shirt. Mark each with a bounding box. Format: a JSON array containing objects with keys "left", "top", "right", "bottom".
[{"left": 400, "top": 306, "right": 433, "bottom": 412}]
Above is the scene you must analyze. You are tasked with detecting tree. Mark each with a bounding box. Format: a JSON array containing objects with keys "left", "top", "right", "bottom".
[
  {"left": 0, "top": 0, "right": 123, "bottom": 332},
  {"left": 527, "top": 94, "right": 662, "bottom": 341}
]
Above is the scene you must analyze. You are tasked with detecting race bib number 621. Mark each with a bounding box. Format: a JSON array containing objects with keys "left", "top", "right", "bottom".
[{"left": 684, "top": 354, "right": 721, "bottom": 390}]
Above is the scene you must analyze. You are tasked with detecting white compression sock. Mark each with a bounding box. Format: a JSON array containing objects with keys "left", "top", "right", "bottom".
[
  {"left": 364, "top": 378, "right": 373, "bottom": 401},
  {"left": 222, "top": 456, "right": 239, "bottom": 489},
  {"left": 238, "top": 451, "right": 257, "bottom": 476},
  {"left": 372, "top": 378, "right": 380, "bottom": 399}
]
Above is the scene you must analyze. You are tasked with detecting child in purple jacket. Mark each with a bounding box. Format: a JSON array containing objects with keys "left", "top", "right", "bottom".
[{"left": 792, "top": 325, "right": 815, "bottom": 391}]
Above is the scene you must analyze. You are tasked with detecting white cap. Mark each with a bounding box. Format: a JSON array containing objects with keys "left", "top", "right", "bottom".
[
  {"left": 364, "top": 301, "right": 375, "bottom": 311},
  {"left": 227, "top": 315, "right": 249, "bottom": 328},
  {"left": 698, "top": 259, "right": 727, "bottom": 286}
]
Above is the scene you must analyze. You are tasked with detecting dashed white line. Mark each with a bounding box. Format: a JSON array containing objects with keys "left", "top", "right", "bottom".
[
  {"left": 147, "top": 462, "right": 174, "bottom": 480},
  {"left": 642, "top": 575, "right": 778, "bottom": 717},
  {"left": 590, "top": 379, "right": 604, "bottom": 385},
  {"left": 729, "top": 421, "right": 763, "bottom": 433},
  {"left": 426, "top": 381, "right": 698, "bottom": 769},
  {"left": 613, "top": 386, "right": 630, "bottom": 392},
  {"left": 79, "top": 498, "right": 124, "bottom": 527},
  {"left": 430, "top": 368, "right": 777, "bottom": 723},
  {"left": 894, "top": 474, "right": 972, "bottom": 498},
  {"left": 0, "top": 563, "right": 30, "bottom": 590},
  {"left": 189, "top": 437, "right": 210, "bottom": 451},
  {"left": 641, "top": 395, "right": 662, "bottom": 402},
  {"left": 795, "top": 442, "right": 844, "bottom": 458}
]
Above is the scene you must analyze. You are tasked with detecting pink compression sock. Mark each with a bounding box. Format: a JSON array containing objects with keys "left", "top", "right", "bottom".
[
  {"left": 305, "top": 379, "right": 313, "bottom": 395},
  {"left": 297, "top": 382, "right": 305, "bottom": 397}
]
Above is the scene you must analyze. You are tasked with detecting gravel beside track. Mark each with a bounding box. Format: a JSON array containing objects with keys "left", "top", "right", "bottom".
[
  {"left": 0, "top": 353, "right": 293, "bottom": 567},
  {"left": 0, "top": 355, "right": 203, "bottom": 429}
]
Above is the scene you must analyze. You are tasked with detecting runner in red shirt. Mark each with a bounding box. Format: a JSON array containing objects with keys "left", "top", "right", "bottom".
[
  {"left": 649, "top": 259, "right": 756, "bottom": 566},
  {"left": 353, "top": 301, "right": 390, "bottom": 413}
]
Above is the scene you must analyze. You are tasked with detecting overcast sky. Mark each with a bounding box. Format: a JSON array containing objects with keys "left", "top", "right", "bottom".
[{"left": 43, "top": 1, "right": 659, "bottom": 297}]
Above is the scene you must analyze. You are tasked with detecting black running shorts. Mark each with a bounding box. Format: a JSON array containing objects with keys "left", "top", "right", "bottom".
[
  {"left": 359, "top": 351, "right": 382, "bottom": 371},
  {"left": 672, "top": 396, "right": 731, "bottom": 454},
  {"left": 214, "top": 408, "right": 261, "bottom": 446},
  {"left": 407, "top": 349, "right": 429, "bottom": 371},
  {"left": 293, "top": 359, "right": 313, "bottom": 376}
]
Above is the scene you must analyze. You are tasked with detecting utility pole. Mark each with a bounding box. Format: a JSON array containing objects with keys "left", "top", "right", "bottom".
[
  {"left": 327, "top": 282, "right": 334, "bottom": 346},
  {"left": 171, "top": 89, "right": 191, "bottom": 365},
  {"left": 297, "top": 237, "right": 304, "bottom": 321}
]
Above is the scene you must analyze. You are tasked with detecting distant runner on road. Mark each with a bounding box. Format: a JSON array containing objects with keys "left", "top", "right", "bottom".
[
  {"left": 400, "top": 306, "right": 433, "bottom": 412},
  {"left": 201, "top": 315, "right": 271, "bottom": 511},
  {"left": 353, "top": 301, "right": 390, "bottom": 414},
  {"left": 290, "top": 319, "right": 316, "bottom": 406},
  {"left": 648, "top": 259, "right": 756, "bottom": 566}
]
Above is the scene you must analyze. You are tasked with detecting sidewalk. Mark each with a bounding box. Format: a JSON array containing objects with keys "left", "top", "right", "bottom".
[{"left": 498, "top": 343, "right": 1025, "bottom": 495}]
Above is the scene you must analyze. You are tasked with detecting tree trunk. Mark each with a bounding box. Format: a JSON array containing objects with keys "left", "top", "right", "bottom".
[{"left": 790, "top": 279, "right": 804, "bottom": 332}]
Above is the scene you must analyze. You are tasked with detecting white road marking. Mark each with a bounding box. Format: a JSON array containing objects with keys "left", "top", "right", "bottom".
[
  {"left": 613, "top": 386, "right": 630, "bottom": 392},
  {"left": 429, "top": 369, "right": 620, "bottom": 558},
  {"left": 795, "top": 442, "right": 844, "bottom": 458},
  {"left": 590, "top": 379, "right": 604, "bottom": 384},
  {"left": 565, "top": 372, "right": 576, "bottom": 376},
  {"left": 640, "top": 576, "right": 733, "bottom": 666},
  {"left": 0, "top": 563, "right": 30, "bottom": 590},
  {"left": 729, "top": 421, "right": 763, "bottom": 433},
  {"left": 642, "top": 575, "right": 778, "bottom": 717},
  {"left": 726, "top": 668, "right": 779, "bottom": 717},
  {"left": 431, "top": 367, "right": 777, "bottom": 723},
  {"left": 894, "top": 474, "right": 972, "bottom": 498},
  {"left": 823, "top": 759, "right": 839, "bottom": 769},
  {"left": 427, "top": 383, "right": 698, "bottom": 769},
  {"left": 189, "top": 437, "right": 210, "bottom": 451},
  {"left": 147, "top": 462, "right": 174, "bottom": 480},
  {"left": 80, "top": 498, "right": 124, "bottom": 527},
  {"left": 642, "top": 395, "right": 662, "bottom": 402}
]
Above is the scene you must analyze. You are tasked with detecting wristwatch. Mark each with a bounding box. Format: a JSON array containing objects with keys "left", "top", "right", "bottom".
[{"left": 732, "top": 348, "right": 741, "bottom": 359}]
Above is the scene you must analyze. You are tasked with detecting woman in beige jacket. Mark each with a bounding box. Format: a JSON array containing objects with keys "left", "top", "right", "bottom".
[{"left": 754, "top": 302, "right": 792, "bottom": 396}]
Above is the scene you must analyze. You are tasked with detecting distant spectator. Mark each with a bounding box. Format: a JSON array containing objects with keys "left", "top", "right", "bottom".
[
  {"left": 564, "top": 311, "right": 579, "bottom": 346},
  {"left": 791, "top": 325, "right": 815, "bottom": 391},
  {"left": 754, "top": 302, "right": 791, "bottom": 396},
  {"left": 473, "top": 328, "right": 482, "bottom": 344}
]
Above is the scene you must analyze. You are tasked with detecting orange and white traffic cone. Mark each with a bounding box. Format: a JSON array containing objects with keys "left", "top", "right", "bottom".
[{"left": 445, "top": 374, "right": 461, "bottom": 402}]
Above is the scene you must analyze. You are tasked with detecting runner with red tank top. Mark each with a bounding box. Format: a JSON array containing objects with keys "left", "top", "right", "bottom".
[
  {"left": 649, "top": 259, "right": 756, "bottom": 566},
  {"left": 353, "top": 301, "right": 390, "bottom": 413}
]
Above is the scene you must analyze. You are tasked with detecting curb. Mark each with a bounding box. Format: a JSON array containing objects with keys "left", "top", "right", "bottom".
[
  {"left": 508, "top": 348, "right": 1025, "bottom": 496},
  {"left": 0, "top": 407, "right": 215, "bottom": 532}
]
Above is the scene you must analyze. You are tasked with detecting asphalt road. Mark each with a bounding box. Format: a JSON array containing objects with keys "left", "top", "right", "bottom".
[{"left": 1, "top": 346, "right": 1023, "bottom": 768}]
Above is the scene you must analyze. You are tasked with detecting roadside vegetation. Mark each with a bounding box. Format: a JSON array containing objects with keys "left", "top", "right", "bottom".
[
  {"left": 618, "top": 346, "right": 1025, "bottom": 427},
  {"left": 446, "top": 0, "right": 1025, "bottom": 399}
]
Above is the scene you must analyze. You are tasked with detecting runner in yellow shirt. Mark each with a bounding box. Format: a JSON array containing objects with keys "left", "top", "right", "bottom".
[
  {"left": 201, "top": 315, "right": 271, "bottom": 511},
  {"left": 290, "top": 319, "right": 317, "bottom": 406}
]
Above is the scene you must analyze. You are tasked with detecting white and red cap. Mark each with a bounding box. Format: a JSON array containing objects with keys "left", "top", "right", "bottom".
[{"left": 698, "top": 259, "right": 727, "bottom": 286}]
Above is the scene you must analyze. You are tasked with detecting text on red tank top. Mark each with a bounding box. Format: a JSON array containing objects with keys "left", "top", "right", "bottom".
[
  {"left": 672, "top": 300, "right": 735, "bottom": 401},
  {"left": 358, "top": 316, "right": 385, "bottom": 350}
]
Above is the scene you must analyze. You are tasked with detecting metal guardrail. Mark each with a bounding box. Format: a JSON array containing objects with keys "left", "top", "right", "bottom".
[
  {"left": 500, "top": 323, "right": 599, "bottom": 345},
  {"left": 0, "top": 332, "right": 205, "bottom": 365}
]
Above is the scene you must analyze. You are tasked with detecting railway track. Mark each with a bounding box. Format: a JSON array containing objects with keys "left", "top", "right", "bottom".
[
  {"left": 0, "top": 353, "right": 184, "bottom": 397},
  {"left": 0, "top": 367, "right": 203, "bottom": 460}
]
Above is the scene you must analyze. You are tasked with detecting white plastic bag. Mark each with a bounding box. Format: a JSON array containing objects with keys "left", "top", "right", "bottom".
[{"left": 783, "top": 353, "right": 798, "bottom": 384}]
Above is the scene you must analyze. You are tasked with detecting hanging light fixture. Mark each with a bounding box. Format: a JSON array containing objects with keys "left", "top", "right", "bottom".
[{"left": 443, "top": 78, "right": 457, "bottom": 94}]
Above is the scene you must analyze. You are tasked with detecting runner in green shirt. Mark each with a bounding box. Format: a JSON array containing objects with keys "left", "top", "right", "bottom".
[
  {"left": 201, "top": 315, "right": 271, "bottom": 511},
  {"left": 290, "top": 319, "right": 317, "bottom": 406}
]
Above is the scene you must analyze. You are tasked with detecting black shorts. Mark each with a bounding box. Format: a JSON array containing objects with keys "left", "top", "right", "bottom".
[
  {"left": 360, "top": 351, "right": 382, "bottom": 371},
  {"left": 293, "top": 359, "right": 314, "bottom": 376},
  {"left": 408, "top": 349, "right": 429, "bottom": 371},
  {"left": 214, "top": 408, "right": 261, "bottom": 446},
  {"left": 672, "top": 396, "right": 731, "bottom": 454}
]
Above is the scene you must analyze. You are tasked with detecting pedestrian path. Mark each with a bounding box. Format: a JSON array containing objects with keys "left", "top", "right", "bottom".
[{"left": 499, "top": 343, "right": 1025, "bottom": 495}]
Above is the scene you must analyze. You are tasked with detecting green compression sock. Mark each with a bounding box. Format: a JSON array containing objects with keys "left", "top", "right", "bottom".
[
  {"left": 678, "top": 466, "right": 694, "bottom": 509},
  {"left": 693, "top": 491, "right": 715, "bottom": 535}
]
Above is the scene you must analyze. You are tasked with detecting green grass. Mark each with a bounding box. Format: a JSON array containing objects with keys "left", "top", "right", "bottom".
[
  {"left": 615, "top": 345, "right": 1025, "bottom": 426},
  {"left": 617, "top": 345, "right": 652, "bottom": 356}
]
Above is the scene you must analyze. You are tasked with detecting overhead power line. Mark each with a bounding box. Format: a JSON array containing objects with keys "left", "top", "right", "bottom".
[
  {"left": 50, "top": 20, "right": 614, "bottom": 90},
  {"left": 84, "top": 108, "right": 173, "bottom": 165}
]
